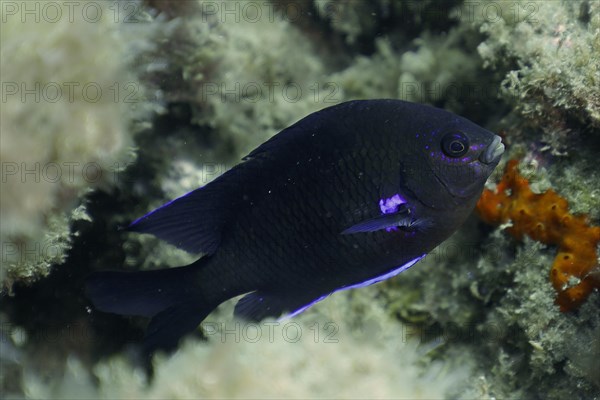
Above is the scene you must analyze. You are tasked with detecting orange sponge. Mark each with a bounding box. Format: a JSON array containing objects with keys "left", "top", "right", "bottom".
[{"left": 477, "top": 160, "right": 600, "bottom": 311}]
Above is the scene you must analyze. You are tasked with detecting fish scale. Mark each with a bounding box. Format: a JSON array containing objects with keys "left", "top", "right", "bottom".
[
  {"left": 86, "top": 99, "right": 504, "bottom": 354},
  {"left": 217, "top": 147, "right": 400, "bottom": 295}
]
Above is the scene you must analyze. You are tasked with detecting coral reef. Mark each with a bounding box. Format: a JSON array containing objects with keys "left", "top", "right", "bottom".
[
  {"left": 477, "top": 159, "right": 600, "bottom": 311},
  {"left": 150, "top": 2, "right": 330, "bottom": 162},
  {"left": 475, "top": 0, "right": 600, "bottom": 154},
  {"left": 313, "top": 0, "right": 460, "bottom": 49},
  {"left": 327, "top": 22, "right": 495, "bottom": 119},
  {"left": 3, "top": 1, "right": 600, "bottom": 399},
  {"left": 381, "top": 221, "right": 600, "bottom": 399},
  {"left": 0, "top": 0, "right": 158, "bottom": 290},
  {"left": 21, "top": 298, "right": 473, "bottom": 399}
]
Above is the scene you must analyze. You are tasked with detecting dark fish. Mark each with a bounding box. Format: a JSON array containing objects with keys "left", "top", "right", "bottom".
[{"left": 86, "top": 99, "right": 504, "bottom": 353}]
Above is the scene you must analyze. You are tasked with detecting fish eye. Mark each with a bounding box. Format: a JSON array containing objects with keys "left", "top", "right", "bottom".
[{"left": 441, "top": 131, "right": 469, "bottom": 157}]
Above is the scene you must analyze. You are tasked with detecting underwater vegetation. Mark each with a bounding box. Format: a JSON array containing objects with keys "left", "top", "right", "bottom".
[
  {"left": 2, "top": 0, "right": 600, "bottom": 399},
  {"left": 0, "top": 0, "right": 160, "bottom": 290},
  {"left": 477, "top": 159, "right": 600, "bottom": 311},
  {"left": 475, "top": 0, "right": 600, "bottom": 155}
]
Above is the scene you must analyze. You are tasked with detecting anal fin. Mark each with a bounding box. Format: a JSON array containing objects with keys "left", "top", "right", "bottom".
[{"left": 143, "top": 303, "right": 210, "bottom": 355}]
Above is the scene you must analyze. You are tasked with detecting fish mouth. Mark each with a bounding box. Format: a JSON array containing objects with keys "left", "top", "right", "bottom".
[{"left": 479, "top": 135, "right": 504, "bottom": 165}]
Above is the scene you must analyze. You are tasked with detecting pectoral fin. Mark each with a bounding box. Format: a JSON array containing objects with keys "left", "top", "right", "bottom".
[{"left": 341, "top": 205, "right": 429, "bottom": 234}]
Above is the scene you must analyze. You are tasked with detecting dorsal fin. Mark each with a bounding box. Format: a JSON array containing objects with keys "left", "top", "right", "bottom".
[
  {"left": 128, "top": 187, "right": 219, "bottom": 254},
  {"left": 128, "top": 101, "right": 373, "bottom": 253},
  {"left": 128, "top": 164, "right": 256, "bottom": 254}
]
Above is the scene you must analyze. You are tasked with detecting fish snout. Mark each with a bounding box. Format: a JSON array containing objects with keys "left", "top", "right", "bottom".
[{"left": 479, "top": 135, "right": 504, "bottom": 165}]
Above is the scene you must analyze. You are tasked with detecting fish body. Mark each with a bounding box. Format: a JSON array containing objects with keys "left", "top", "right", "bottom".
[{"left": 86, "top": 99, "right": 504, "bottom": 353}]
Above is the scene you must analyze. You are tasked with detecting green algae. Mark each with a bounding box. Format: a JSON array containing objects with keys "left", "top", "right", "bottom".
[{"left": 3, "top": 1, "right": 600, "bottom": 399}]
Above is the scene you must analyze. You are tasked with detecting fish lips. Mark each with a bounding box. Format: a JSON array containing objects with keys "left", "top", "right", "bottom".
[{"left": 479, "top": 135, "right": 505, "bottom": 165}]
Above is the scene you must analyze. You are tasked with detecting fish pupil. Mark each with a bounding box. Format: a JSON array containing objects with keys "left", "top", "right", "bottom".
[
  {"left": 450, "top": 141, "right": 465, "bottom": 153},
  {"left": 442, "top": 131, "right": 469, "bottom": 157}
]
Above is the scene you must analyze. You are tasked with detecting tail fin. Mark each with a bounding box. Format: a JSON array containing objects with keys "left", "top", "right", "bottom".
[{"left": 85, "top": 262, "right": 214, "bottom": 354}]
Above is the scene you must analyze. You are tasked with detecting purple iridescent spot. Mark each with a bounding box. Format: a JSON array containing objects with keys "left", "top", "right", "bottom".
[
  {"left": 378, "top": 193, "right": 406, "bottom": 214},
  {"left": 379, "top": 193, "right": 407, "bottom": 231}
]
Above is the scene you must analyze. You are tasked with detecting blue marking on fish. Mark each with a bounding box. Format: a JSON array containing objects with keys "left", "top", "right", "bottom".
[
  {"left": 379, "top": 193, "right": 407, "bottom": 231},
  {"left": 279, "top": 253, "right": 426, "bottom": 321},
  {"left": 379, "top": 193, "right": 407, "bottom": 214}
]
